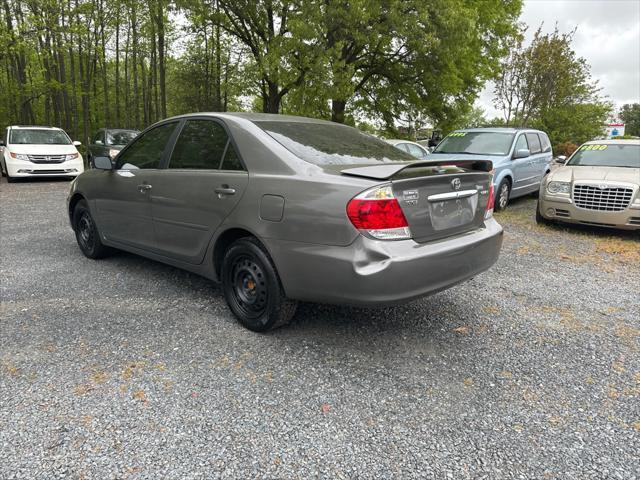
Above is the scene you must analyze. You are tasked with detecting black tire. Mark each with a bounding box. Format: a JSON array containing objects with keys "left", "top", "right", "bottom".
[
  {"left": 0, "top": 161, "right": 6, "bottom": 177},
  {"left": 494, "top": 178, "right": 511, "bottom": 211},
  {"left": 221, "top": 237, "right": 297, "bottom": 332},
  {"left": 72, "top": 199, "right": 112, "bottom": 259},
  {"left": 535, "top": 199, "right": 552, "bottom": 226}
]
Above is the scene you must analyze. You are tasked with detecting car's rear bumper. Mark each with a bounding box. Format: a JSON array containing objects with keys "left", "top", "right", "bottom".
[
  {"left": 266, "top": 218, "right": 503, "bottom": 306},
  {"left": 6, "top": 158, "right": 84, "bottom": 178},
  {"left": 539, "top": 194, "right": 640, "bottom": 230}
]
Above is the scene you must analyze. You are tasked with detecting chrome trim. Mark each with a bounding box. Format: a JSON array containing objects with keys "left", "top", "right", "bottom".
[
  {"left": 427, "top": 189, "right": 478, "bottom": 202},
  {"left": 573, "top": 184, "right": 633, "bottom": 212}
]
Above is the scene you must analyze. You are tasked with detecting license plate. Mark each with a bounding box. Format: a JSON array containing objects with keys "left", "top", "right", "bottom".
[{"left": 428, "top": 197, "right": 477, "bottom": 231}]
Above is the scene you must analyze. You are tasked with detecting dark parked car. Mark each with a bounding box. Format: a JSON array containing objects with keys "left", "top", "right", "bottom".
[
  {"left": 86, "top": 128, "right": 139, "bottom": 167},
  {"left": 67, "top": 113, "right": 503, "bottom": 331}
]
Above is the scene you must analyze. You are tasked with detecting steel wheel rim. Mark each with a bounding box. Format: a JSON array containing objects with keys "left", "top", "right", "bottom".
[
  {"left": 230, "top": 255, "right": 268, "bottom": 320},
  {"left": 499, "top": 184, "right": 509, "bottom": 208},
  {"left": 78, "top": 212, "right": 95, "bottom": 251}
]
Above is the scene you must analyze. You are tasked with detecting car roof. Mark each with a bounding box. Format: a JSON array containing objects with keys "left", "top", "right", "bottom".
[
  {"left": 454, "top": 127, "right": 543, "bottom": 134},
  {"left": 384, "top": 139, "right": 422, "bottom": 145},
  {"left": 9, "top": 125, "right": 62, "bottom": 130},
  {"left": 584, "top": 139, "right": 640, "bottom": 146},
  {"left": 165, "top": 112, "right": 339, "bottom": 126}
]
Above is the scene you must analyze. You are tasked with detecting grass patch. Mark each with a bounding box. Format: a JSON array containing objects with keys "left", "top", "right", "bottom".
[{"left": 594, "top": 237, "right": 640, "bottom": 263}]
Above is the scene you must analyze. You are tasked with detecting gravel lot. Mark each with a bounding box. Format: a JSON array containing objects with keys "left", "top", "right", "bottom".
[{"left": 1, "top": 178, "right": 639, "bottom": 479}]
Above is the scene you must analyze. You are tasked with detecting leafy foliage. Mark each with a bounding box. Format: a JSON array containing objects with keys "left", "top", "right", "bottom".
[
  {"left": 493, "top": 25, "right": 611, "bottom": 151},
  {"left": 619, "top": 103, "right": 640, "bottom": 137}
]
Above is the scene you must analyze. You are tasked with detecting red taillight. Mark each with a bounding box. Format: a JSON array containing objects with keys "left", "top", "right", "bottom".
[
  {"left": 487, "top": 183, "right": 495, "bottom": 211},
  {"left": 485, "top": 175, "right": 495, "bottom": 219},
  {"left": 347, "top": 185, "right": 411, "bottom": 240},
  {"left": 347, "top": 198, "right": 408, "bottom": 229}
]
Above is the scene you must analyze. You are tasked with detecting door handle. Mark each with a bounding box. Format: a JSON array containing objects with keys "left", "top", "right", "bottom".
[
  {"left": 138, "top": 184, "right": 152, "bottom": 193},
  {"left": 215, "top": 186, "right": 236, "bottom": 196}
]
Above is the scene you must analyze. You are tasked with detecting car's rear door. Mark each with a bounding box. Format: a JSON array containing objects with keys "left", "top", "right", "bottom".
[
  {"left": 511, "top": 133, "right": 537, "bottom": 194},
  {"left": 150, "top": 117, "right": 248, "bottom": 264},
  {"left": 93, "top": 121, "right": 179, "bottom": 250}
]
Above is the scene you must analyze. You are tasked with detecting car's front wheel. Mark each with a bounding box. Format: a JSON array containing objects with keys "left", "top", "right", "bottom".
[
  {"left": 221, "top": 237, "right": 297, "bottom": 332},
  {"left": 73, "top": 200, "right": 112, "bottom": 259}
]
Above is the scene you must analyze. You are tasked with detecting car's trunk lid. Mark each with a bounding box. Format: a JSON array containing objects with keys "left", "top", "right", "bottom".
[{"left": 341, "top": 160, "right": 493, "bottom": 242}]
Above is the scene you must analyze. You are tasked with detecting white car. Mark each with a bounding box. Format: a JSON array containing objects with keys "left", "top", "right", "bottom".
[
  {"left": 1, "top": 126, "right": 85, "bottom": 182},
  {"left": 384, "top": 139, "right": 430, "bottom": 159}
]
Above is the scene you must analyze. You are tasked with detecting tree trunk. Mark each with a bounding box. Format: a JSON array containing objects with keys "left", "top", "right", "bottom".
[{"left": 331, "top": 99, "right": 346, "bottom": 123}]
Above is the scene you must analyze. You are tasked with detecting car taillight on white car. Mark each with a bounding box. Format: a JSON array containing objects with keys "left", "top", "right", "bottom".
[
  {"left": 485, "top": 177, "right": 495, "bottom": 219},
  {"left": 346, "top": 185, "right": 411, "bottom": 240}
]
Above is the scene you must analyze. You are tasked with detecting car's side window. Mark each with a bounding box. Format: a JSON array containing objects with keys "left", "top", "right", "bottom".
[
  {"left": 93, "top": 131, "right": 104, "bottom": 144},
  {"left": 525, "top": 133, "right": 542, "bottom": 154},
  {"left": 539, "top": 133, "right": 552, "bottom": 153},
  {"left": 169, "top": 120, "right": 229, "bottom": 169},
  {"left": 514, "top": 134, "right": 529, "bottom": 153},
  {"left": 220, "top": 142, "right": 244, "bottom": 171},
  {"left": 407, "top": 143, "right": 427, "bottom": 159},
  {"left": 116, "top": 122, "right": 177, "bottom": 170}
]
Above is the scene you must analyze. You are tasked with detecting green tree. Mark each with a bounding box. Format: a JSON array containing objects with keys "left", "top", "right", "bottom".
[
  {"left": 494, "top": 25, "right": 611, "bottom": 149},
  {"left": 619, "top": 103, "right": 640, "bottom": 137}
]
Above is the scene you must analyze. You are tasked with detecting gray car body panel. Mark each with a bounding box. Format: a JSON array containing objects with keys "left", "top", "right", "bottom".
[{"left": 68, "top": 113, "right": 503, "bottom": 306}]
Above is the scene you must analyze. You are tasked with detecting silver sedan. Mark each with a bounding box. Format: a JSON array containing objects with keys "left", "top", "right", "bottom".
[{"left": 68, "top": 113, "right": 503, "bottom": 331}]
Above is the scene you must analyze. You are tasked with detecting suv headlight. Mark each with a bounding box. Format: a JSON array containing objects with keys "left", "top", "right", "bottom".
[
  {"left": 10, "top": 153, "right": 29, "bottom": 161},
  {"left": 65, "top": 153, "right": 79, "bottom": 161},
  {"left": 547, "top": 181, "right": 571, "bottom": 194}
]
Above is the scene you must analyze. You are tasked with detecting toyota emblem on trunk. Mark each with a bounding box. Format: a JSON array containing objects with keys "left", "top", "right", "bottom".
[{"left": 451, "top": 178, "right": 461, "bottom": 190}]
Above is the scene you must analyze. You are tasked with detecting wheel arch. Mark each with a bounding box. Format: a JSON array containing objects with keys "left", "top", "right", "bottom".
[
  {"left": 213, "top": 227, "right": 262, "bottom": 278},
  {"left": 68, "top": 193, "right": 86, "bottom": 229}
]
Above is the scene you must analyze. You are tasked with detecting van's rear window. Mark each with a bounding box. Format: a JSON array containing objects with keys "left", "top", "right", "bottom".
[{"left": 255, "top": 121, "right": 414, "bottom": 165}]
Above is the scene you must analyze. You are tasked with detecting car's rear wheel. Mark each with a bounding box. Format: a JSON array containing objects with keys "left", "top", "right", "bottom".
[
  {"left": 73, "top": 200, "right": 112, "bottom": 259},
  {"left": 222, "top": 237, "right": 297, "bottom": 332},
  {"left": 494, "top": 178, "right": 511, "bottom": 211}
]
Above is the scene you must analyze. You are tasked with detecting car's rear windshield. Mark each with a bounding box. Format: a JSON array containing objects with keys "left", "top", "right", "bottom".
[
  {"left": 434, "top": 132, "right": 515, "bottom": 156},
  {"left": 255, "top": 121, "right": 415, "bottom": 165},
  {"left": 567, "top": 144, "right": 639, "bottom": 168},
  {"left": 10, "top": 128, "right": 71, "bottom": 145},
  {"left": 107, "top": 130, "right": 138, "bottom": 146}
]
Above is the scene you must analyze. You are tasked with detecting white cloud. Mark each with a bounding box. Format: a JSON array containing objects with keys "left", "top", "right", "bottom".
[{"left": 477, "top": 0, "right": 640, "bottom": 120}]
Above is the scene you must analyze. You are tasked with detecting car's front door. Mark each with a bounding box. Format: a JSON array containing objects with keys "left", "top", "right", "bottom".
[
  {"left": 93, "top": 121, "right": 179, "bottom": 250},
  {"left": 150, "top": 118, "right": 249, "bottom": 264}
]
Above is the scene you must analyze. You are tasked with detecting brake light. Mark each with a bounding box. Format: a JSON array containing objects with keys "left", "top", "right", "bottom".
[
  {"left": 347, "top": 185, "right": 411, "bottom": 240},
  {"left": 485, "top": 173, "right": 495, "bottom": 219}
]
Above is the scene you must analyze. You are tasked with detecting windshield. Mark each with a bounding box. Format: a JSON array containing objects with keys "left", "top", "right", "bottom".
[
  {"left": 567, "top": 144, "right": 639, "bottom": 168},
  {"left": 106, "top": 130, "right": 138, "bottom": 146},
  {"left": 434, "top": 132, "right": 515, "bottom": 156},
  {"left": 10, "top": 128, "right": 71, "bottom": 145},
  {"left": 255, "top": 121, "right": 415, "bottom": 165}
]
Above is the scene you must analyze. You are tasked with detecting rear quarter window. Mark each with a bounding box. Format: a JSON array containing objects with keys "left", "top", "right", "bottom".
[{"left": 539, "top": 133, "right": 552, "bottom": 153}]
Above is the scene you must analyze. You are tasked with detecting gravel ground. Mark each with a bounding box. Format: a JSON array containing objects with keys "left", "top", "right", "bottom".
[{"left": 1, "top": 177, "right": 639, "bottom": 479}]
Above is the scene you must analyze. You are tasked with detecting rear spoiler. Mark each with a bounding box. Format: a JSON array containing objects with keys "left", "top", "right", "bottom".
[{"left": 340, "top": 159, "right": 493, "bottom": 180}]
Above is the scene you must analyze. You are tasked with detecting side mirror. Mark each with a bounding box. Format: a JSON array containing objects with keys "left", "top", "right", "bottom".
[
  {"left": 94, "top": 156, "right": 113, "bottom": 170},
  {"left": 73, "top": 140, "right": 82, "bottom": 146},
  {"left": 513, "top": 148, "right": 530, "bottom": 159},
  {"left": 555, "top": 155, "right": 567, "bottom": 164}
]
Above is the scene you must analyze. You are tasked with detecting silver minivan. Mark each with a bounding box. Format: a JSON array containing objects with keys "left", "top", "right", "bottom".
[{"left": 429, "top": 128, "right": 553, "bottom": 210}]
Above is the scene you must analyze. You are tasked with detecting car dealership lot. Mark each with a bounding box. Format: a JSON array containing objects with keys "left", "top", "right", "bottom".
[{"left": 1, "top": 179, "right": 638, "bottom": 479}]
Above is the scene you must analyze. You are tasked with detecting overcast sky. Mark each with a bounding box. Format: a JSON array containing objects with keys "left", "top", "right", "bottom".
[{"left": 477, "top": 0, "right": 640, "bottom": 120}]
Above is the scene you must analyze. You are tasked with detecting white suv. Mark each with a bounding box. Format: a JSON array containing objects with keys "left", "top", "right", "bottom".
[{"left": 0, "top": 126, "right": 85, "bottom": 182}]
